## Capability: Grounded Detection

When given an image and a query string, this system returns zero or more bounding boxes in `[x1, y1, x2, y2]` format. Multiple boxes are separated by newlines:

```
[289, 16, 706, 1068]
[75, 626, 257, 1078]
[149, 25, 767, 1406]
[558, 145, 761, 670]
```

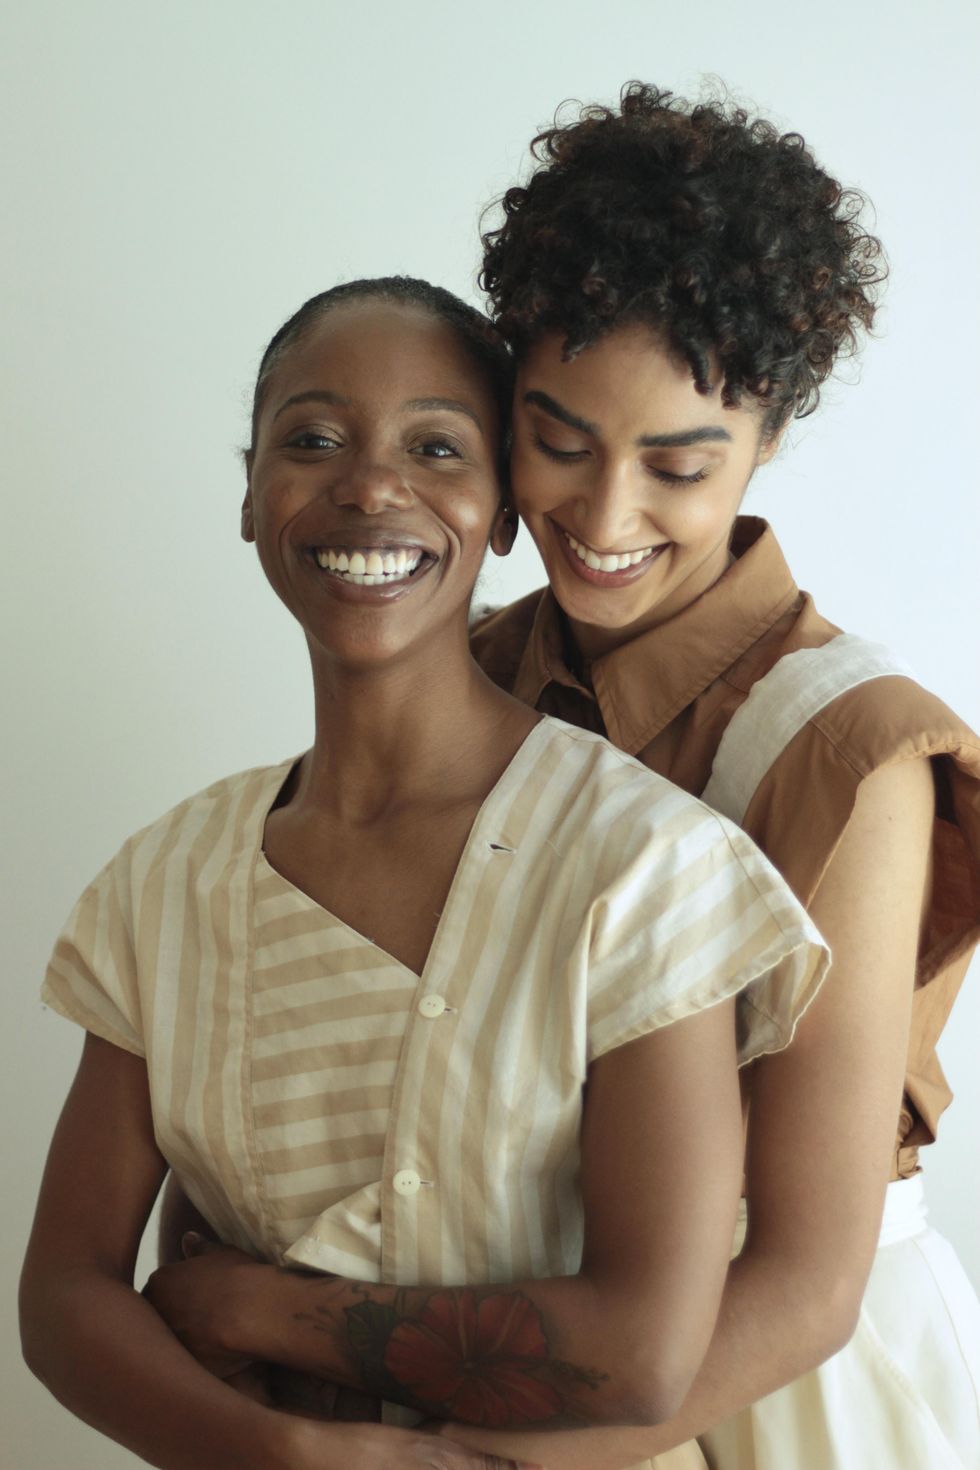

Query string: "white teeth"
[314, 546, 425, 585]
[562, 529, 656, 571]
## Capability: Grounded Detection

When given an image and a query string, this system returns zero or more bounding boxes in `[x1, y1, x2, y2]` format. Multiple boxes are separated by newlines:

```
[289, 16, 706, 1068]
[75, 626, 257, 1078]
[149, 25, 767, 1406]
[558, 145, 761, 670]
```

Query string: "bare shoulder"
[845, 755, 935, 837]
[808, 756, 934, 946]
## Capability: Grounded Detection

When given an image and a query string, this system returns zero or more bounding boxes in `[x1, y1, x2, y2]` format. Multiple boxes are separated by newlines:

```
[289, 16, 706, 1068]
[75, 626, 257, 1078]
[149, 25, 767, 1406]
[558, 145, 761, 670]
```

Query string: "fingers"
[433, 1447, 544, 1470]
[179, 1231, 256, 1263]
[484, 1460, 543, 1470]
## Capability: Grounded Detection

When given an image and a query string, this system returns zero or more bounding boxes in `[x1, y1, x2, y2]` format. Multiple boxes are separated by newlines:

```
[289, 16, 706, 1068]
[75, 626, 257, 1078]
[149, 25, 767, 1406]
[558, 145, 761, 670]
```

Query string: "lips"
[550, 519, 668, 587]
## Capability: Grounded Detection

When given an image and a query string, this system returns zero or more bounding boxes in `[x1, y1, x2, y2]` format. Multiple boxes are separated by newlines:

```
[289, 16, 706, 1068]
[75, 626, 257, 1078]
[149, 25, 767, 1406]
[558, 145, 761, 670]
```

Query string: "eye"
[533, 433, 587, 462]
[413, 435, 463, 460]
[650, 466, 711, 487]
[287, 430, 342, 452]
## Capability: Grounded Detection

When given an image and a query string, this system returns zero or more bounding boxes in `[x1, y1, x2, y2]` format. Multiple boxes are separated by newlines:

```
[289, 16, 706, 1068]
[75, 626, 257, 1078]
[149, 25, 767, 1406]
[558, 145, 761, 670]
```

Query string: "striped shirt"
[42, 716, 827, 1286]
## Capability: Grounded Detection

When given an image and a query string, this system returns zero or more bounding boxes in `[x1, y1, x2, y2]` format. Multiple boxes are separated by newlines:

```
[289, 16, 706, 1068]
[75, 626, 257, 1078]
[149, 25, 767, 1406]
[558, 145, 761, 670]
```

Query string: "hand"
[287, 1417, 545, 1470]
[143, 1232, 272, 1377]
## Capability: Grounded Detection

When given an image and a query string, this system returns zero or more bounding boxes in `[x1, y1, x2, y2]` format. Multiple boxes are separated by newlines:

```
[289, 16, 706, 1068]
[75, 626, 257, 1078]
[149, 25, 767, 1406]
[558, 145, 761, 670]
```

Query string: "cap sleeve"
[586, 808, 829, 1067]
[41, 843, 144, 1057]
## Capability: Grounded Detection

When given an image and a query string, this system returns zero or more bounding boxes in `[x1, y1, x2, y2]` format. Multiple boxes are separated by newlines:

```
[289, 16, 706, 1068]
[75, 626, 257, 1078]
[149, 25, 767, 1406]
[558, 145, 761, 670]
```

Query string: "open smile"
[314, 544, 433, 586]
[550, 520, 668, 587]
[305, 538, 438, 599]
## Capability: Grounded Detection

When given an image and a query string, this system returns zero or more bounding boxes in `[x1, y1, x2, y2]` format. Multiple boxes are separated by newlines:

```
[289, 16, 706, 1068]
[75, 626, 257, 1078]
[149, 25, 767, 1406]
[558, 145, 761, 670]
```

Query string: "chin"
[552, 576, 652, 632]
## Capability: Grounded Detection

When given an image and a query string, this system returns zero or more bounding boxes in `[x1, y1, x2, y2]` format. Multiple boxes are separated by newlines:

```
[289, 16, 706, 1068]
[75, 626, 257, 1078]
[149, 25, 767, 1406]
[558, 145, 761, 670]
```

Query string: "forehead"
[270, 300, 491, 405]
[518, 324, 754, 433]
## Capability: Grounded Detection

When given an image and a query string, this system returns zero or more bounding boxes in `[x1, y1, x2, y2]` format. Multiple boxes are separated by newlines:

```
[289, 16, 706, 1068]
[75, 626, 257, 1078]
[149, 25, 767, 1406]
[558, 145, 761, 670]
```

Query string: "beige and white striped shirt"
[43, 716, 827, 1288]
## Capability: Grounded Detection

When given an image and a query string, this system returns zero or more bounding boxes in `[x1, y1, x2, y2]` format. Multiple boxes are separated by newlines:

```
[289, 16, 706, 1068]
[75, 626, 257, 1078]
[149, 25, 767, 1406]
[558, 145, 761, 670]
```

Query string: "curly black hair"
[250, 276, 513, 457]
[480, 83, 886, 430]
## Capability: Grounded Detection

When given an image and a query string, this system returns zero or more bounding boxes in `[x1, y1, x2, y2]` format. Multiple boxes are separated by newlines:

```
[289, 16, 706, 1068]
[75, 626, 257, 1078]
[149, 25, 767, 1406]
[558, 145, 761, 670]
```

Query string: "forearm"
[201, 1265, 682, 1429]
[451, 760, 934, 1466]
[435, 1245, 853, 1467]
[20, 1265, 300, 1470]
[153, 1011, 744, 1432]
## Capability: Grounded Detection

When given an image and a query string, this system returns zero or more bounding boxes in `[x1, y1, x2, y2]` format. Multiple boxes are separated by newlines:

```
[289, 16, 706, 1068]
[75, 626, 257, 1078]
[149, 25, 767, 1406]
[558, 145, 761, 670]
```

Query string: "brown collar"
[512, 518, 799, 755]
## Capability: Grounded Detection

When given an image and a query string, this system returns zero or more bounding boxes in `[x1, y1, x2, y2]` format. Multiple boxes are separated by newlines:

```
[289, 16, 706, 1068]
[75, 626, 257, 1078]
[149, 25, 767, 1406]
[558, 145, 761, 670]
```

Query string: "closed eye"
[534, 433, 587, 462]
[651, 466, 710, 486]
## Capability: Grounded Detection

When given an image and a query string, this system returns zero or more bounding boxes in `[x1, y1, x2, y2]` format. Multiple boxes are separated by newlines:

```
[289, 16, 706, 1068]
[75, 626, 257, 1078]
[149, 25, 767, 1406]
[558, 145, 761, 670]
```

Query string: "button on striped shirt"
[42, 717, 828, 1286]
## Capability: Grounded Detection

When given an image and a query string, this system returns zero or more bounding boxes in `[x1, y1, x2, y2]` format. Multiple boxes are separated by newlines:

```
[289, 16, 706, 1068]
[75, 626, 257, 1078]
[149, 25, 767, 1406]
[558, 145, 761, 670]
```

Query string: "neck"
[291, 623, 518, 823]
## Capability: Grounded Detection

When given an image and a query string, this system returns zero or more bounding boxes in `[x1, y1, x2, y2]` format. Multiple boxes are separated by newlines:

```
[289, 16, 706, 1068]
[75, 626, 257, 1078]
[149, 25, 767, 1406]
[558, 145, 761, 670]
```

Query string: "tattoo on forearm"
[294, 1284, 607, 1427]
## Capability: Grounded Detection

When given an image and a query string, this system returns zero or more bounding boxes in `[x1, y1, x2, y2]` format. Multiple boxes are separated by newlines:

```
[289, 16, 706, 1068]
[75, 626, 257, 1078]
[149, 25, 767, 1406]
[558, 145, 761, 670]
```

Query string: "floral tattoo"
[297, 1284, 607, 1427]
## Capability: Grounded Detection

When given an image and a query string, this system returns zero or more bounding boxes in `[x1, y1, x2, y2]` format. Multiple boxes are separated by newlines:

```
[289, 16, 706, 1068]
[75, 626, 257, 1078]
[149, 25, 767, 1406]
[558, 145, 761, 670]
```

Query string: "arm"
[20, 1033, 296, 1469]
[429, 756, 937, 1466]
[146, 994, 744, 1430]
[20, 1034, 534, 1470]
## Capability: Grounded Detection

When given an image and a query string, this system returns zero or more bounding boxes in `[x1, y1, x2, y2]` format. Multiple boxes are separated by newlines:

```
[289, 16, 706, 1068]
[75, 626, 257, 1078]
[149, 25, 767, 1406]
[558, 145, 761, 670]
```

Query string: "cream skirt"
[679, 1176, 980, 1470]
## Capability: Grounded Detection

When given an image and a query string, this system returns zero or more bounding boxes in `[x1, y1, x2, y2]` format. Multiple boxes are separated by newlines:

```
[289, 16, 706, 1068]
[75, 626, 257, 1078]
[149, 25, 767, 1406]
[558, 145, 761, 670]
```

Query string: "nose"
[570, 461, 652, 551]
[327, 455, 414, 515]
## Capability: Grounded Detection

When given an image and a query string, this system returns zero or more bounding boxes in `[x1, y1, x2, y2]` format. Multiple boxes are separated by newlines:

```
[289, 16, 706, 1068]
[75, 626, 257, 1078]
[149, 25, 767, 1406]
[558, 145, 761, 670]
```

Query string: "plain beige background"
[2, 1, 978, 1465]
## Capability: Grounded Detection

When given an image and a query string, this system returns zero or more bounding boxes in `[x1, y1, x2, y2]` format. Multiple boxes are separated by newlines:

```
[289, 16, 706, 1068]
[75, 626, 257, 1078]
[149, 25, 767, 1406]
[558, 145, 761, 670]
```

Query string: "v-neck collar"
[250, 718, 551, 982]
[511, 518, 800, 755]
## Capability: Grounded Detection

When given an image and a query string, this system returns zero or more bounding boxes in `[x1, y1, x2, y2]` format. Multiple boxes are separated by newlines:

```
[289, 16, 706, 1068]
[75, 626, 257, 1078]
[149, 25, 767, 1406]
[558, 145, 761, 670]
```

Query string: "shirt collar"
[512, 518, 800, 755]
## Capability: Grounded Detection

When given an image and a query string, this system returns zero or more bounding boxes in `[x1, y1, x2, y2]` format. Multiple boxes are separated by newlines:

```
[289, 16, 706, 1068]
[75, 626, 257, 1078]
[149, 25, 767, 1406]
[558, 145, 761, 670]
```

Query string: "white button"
[418, 993, 447, 1019]
[393, 1169, 421, 1196]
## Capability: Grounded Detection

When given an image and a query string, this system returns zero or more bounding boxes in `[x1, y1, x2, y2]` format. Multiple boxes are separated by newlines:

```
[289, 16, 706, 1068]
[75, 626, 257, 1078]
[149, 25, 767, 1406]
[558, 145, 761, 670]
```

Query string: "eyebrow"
[637, 426, 732, 447]
[403, 396, 482, 430]
[524, 390, 598, 436]
[272, 390, 482, 430]
[273, 389, 350, 421]
[524, 389, 732, 447]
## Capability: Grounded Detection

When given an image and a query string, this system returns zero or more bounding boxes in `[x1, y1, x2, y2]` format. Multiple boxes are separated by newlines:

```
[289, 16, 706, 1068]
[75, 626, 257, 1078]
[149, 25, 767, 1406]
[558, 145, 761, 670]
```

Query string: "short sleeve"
[41, 844, 144, 1057]
[586, 809, 830, 1067]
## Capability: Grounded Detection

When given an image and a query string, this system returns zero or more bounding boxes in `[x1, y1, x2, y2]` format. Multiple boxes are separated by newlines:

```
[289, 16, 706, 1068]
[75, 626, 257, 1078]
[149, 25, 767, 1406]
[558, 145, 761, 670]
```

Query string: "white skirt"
[694, 1176, 980, 1470]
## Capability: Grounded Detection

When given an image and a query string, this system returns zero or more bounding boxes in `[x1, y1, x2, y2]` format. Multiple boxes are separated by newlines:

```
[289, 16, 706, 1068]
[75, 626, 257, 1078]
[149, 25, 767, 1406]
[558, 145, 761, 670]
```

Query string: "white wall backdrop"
[2, 2, 977, 1465]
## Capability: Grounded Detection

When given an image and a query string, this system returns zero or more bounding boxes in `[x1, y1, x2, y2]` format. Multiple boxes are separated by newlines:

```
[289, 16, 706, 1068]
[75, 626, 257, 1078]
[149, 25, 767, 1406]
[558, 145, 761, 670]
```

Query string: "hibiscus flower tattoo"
[344, 1286, 606, 1427]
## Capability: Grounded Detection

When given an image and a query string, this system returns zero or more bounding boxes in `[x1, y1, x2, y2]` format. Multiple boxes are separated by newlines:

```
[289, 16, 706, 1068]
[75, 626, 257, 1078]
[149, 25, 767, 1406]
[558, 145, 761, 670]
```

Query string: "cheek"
[443, 482, 501, 553]
[505, 467, 558, 532]
[509, 441, 555, 519]
[666, 477, 746, 546]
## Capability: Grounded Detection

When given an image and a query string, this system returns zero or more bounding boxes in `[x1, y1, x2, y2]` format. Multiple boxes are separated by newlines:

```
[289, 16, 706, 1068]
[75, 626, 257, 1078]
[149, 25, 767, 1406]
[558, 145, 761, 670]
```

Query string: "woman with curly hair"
[439, 84, 980, 1469]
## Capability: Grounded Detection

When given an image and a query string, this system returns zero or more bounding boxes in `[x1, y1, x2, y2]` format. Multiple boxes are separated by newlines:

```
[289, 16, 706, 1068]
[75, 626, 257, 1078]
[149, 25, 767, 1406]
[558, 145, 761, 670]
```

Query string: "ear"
[241, 451, 255, 542]
[489, 503, 519, 558]
[755, 418, 788, 467]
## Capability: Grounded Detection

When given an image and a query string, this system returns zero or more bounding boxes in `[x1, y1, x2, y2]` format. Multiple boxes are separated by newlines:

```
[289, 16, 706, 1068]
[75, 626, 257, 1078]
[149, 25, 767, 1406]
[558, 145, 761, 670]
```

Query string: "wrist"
[218, 1261, 287, 1362]
[243, 1405, 313, 1470]
[255, 1264, 315, 1368]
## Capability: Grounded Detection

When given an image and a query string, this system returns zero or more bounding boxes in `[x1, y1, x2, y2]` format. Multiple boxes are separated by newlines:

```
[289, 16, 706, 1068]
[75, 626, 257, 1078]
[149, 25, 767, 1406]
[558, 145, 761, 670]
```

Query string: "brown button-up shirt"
[472, 517, 980, 1178]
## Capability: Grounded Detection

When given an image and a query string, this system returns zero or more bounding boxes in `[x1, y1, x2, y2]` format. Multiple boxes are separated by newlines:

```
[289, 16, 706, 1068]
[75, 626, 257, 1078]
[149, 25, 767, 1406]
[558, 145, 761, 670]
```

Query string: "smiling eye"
[288, 430, 341, 452]
[414, 436, 461, 460]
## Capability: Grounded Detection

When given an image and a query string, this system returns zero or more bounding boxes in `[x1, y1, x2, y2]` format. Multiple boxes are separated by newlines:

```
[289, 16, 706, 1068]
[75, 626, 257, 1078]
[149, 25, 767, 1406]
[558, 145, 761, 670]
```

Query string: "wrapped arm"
[423, 757, 938, 1464]
[147, 993, 744, 1430]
